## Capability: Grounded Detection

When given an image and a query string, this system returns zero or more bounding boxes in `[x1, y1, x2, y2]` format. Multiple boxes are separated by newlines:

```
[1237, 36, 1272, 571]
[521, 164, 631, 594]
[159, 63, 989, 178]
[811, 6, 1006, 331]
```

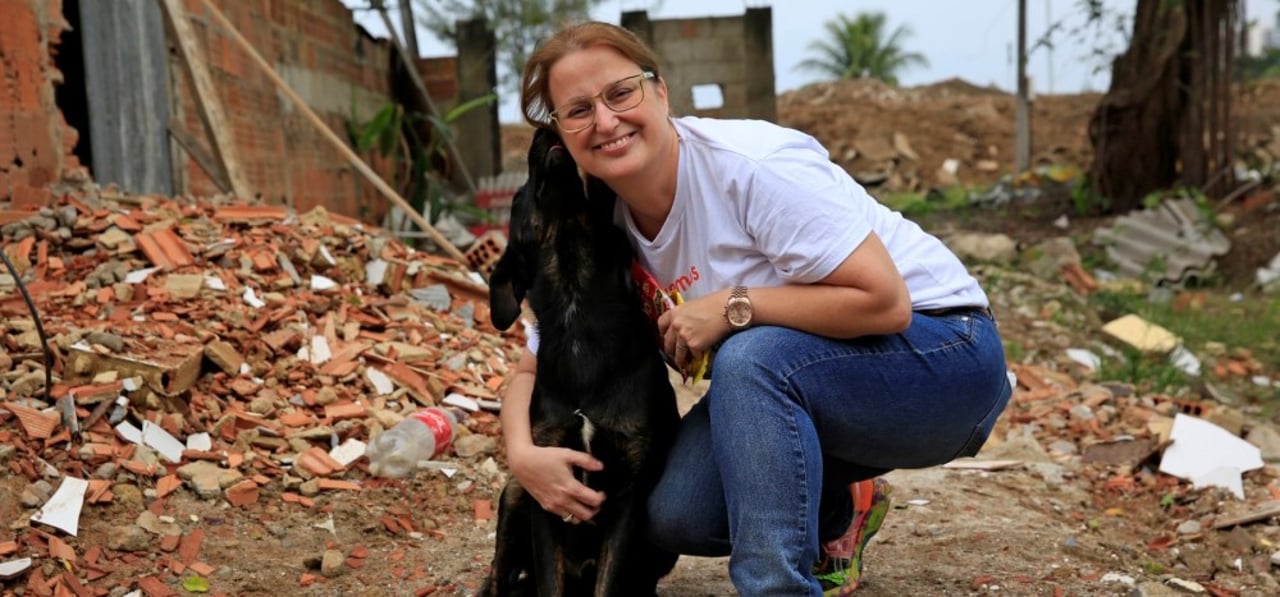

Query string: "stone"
[177, 461, 244, 499]
[20, 480, 54, 508]
[320, 549, 345, 577]
[106, 525, 153, 552]
[1247, 425, 1280, 462]
[112, 483, 144, 509]
[453, 434, 497, 459]
[135, 511, 181, 536]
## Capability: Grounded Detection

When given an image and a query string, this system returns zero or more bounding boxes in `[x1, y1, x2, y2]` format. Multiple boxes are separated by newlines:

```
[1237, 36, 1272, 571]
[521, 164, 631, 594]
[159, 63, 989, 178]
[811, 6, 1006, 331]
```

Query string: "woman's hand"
[657, 290, 732, 371]
[507, 443, 605, 524]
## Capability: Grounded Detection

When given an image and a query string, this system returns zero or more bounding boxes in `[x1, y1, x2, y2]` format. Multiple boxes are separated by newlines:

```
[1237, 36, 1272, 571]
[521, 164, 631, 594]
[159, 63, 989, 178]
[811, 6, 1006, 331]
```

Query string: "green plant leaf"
[444, 94, 498, 122]
[357, 103, 400, 153]
[181, 576, 210, 593]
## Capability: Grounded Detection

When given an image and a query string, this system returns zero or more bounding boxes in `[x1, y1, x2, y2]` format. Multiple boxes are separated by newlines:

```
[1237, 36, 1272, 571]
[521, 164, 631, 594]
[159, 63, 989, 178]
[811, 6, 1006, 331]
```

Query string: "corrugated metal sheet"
[1093, 197, 1231, 284]
[81, 0, 174, 196]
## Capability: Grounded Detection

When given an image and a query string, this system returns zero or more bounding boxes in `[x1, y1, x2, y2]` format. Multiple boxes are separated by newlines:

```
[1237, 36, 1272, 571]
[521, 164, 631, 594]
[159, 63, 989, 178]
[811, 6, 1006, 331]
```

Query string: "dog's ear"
[489, 185, 534, 331]
[488, 247, 530, 331]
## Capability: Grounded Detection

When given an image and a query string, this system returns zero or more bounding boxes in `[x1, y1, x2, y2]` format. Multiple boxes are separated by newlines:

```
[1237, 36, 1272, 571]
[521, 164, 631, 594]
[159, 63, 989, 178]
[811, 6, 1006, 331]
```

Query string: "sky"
[345, 0, 1278, 123]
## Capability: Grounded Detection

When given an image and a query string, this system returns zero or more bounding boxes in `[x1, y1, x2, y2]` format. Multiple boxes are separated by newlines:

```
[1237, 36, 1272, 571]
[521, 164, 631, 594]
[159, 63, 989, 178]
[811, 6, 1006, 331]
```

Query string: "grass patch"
[1088, 288, 1280, 396]
[878, 186, 975, 217]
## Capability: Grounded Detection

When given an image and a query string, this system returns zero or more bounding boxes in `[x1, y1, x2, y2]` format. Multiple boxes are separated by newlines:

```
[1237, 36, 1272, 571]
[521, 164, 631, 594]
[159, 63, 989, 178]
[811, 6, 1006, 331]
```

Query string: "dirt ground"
[4, 79, 1280, 596]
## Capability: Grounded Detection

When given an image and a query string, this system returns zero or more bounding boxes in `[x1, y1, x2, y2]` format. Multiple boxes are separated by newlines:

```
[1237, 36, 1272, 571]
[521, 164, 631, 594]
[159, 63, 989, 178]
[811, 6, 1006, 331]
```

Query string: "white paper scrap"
[366, 368, 394, 395]
[243, 287, 266, 308]
[1158, 413, 1263, 499]
[366, 259, 388, 286]
[442, 393, 481, 412]
[1065, 348, 1102, 371]
[329, 438, 367, 467]
[115, 421, 143, 444]
[311, 275, 338, 291]
[319, 245, 336, 266]
[142, 421, 186, 464]
[124, 267, 160, 285]
[0, 557, 33, 579]
[301, 335, 332, 365]
[1169, 345, 1202, 377]
[186, 432, 212, 452]
[204, 276, 227, 291]
[31, 477, 89, 536]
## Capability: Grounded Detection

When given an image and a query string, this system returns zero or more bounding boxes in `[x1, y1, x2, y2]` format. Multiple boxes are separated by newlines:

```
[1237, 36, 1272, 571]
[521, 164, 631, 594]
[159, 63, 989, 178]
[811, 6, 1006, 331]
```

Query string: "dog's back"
[485, 129, 679, 595]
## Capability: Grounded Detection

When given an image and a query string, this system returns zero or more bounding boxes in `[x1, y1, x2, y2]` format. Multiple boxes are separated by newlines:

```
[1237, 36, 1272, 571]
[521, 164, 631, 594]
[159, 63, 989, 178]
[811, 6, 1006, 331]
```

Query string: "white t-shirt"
[526, 116, 987, 354]
[619, 116, 988, 309]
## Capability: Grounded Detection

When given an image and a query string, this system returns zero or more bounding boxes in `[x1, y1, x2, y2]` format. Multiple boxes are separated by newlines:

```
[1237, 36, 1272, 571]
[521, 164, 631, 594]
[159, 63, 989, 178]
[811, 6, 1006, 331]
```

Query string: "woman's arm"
[659, 232, 911, 365]
[499, 347, 606, 523]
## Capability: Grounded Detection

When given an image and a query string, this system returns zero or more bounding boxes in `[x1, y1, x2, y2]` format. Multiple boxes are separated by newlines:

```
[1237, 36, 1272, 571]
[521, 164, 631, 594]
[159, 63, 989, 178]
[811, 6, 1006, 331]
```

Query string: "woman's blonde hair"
[520, 21, 662, 129]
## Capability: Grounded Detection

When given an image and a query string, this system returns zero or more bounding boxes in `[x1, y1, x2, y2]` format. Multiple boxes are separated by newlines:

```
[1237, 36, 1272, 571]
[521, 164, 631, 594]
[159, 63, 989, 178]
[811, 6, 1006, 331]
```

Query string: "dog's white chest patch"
[574, 409, 595, 453]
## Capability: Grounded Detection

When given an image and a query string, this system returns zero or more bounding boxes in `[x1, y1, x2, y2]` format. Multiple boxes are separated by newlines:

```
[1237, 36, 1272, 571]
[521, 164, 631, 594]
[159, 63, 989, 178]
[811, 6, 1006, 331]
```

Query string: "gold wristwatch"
[724, 286, 753, 330]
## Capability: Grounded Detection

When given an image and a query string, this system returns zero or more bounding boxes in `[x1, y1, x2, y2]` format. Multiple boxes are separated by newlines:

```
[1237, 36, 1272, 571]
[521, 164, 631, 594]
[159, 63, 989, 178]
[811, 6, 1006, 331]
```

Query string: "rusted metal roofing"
[1093, 197, 1231, 284]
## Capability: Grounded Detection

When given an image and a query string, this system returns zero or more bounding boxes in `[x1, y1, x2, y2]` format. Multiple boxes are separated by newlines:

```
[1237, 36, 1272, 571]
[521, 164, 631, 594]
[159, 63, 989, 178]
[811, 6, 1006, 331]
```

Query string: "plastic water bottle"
[366, 407, 458, 478]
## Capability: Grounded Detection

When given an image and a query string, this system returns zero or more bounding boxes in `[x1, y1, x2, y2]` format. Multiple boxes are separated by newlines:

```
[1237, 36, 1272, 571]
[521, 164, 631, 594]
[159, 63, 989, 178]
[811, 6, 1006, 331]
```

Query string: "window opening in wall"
[690, 83, 724, 111]
[53, 0, 93, 171]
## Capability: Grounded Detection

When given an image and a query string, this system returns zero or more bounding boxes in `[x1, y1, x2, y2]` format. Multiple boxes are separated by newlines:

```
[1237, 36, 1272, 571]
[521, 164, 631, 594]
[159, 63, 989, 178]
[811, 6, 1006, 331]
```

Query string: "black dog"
[482, 128, 680, 596]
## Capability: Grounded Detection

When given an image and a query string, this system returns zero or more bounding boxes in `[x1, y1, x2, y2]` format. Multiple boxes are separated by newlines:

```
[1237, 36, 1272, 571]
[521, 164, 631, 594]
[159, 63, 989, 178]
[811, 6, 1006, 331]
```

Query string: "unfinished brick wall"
[0, 0, 81, 210]
[171, 0, 397, 223]
[2, 0, 477, 224]
[622, 8, 776, 122]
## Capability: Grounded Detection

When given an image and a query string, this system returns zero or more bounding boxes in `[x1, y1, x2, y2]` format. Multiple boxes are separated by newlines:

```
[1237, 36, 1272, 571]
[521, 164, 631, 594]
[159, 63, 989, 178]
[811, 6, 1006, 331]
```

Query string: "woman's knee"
[713, 326, 796, 375]
[647, 492, 725, 556]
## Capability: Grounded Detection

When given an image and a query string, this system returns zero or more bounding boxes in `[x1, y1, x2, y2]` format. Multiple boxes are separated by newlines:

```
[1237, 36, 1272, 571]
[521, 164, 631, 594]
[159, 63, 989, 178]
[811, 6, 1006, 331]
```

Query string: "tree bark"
[1088, 0, 1238, 212]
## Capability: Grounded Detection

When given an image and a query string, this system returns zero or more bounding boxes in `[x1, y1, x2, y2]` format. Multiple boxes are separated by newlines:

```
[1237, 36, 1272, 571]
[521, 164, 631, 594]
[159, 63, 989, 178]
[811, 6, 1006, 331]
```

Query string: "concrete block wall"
[0, 0, 81, 210]
[622, 8, 776, 122]
[171, 0, 396, 223]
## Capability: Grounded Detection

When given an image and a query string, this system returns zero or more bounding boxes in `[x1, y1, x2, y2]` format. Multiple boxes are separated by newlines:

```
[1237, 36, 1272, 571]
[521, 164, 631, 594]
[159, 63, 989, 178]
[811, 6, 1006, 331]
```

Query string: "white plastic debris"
[242, 287, 266, 308]
[1168, 345, 1202, 377]
[186, 432, 213, 452]
[124, 267, 160, 284]
[299, 335, 331, 365]
[1158, 413, 1263, 499]
[0, 557, 32, 579]
[31, 477, 89, 536]
[310, 275, 338, 291]
[442, 393, 481, 413]
[1101, 572, 1136, 587]
[115, 421, 143, 444]
[142, 421, 186, 464]
[318, 245, 337, 266]
[365, 259, 388, 286]
[204, 276, 227, 291]
[365, 367, 394, 395]
[1066, 348, 1102, 371]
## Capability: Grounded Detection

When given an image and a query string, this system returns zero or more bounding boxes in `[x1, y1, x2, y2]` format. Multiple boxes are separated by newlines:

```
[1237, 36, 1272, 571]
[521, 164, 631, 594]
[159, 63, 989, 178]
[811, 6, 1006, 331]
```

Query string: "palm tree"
[795, 12, 929, 85]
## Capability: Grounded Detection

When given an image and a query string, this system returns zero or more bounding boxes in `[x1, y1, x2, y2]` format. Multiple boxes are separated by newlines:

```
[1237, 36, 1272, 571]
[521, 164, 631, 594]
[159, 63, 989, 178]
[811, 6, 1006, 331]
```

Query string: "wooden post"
[158, 0, 253, 200]
[375, 4, 479, 196]
[1015, 0, 1032, 173]
[194, 0, 473, 268]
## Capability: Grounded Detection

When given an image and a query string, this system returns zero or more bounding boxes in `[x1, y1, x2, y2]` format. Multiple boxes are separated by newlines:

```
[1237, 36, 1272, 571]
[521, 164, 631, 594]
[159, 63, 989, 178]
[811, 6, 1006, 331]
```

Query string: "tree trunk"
[1088, 0, 1238, 212]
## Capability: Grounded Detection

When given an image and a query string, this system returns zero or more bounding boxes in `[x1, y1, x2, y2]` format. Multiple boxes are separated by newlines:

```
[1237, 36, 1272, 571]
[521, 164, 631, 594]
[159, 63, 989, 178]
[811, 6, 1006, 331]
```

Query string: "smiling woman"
[501, 19, 1013, 596]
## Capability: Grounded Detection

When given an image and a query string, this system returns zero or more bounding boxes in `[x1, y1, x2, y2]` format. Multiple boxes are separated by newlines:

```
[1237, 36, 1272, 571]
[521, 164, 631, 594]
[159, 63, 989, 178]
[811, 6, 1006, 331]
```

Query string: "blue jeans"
[648, 310, 1011, 596]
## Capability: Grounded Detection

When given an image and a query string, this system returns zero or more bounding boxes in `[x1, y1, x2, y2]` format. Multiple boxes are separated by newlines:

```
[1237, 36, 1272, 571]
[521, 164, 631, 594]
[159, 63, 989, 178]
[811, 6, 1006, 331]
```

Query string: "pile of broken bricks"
[0, 186, 523, 588]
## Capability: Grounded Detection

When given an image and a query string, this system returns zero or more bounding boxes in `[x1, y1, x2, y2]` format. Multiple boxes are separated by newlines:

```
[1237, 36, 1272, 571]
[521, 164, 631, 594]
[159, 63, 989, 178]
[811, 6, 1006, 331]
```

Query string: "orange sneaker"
[814, 477, 892, 595]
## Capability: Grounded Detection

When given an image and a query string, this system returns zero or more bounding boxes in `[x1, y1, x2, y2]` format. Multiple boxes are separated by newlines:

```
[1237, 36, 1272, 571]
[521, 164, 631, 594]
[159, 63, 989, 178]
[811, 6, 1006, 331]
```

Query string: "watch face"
[727, 300, 752, 327]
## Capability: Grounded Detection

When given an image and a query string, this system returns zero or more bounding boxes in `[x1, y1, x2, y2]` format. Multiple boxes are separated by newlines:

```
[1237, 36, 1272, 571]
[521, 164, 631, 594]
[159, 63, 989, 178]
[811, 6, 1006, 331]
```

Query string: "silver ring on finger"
[562, 513, 575, 523]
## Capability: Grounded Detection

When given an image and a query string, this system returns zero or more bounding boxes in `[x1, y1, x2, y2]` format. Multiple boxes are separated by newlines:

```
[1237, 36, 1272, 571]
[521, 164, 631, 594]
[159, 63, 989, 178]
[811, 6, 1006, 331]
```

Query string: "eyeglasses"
[550, 71, 655, 133]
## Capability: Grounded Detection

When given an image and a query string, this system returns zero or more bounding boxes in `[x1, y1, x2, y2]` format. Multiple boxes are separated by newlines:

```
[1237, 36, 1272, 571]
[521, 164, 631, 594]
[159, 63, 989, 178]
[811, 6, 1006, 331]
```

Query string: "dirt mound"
[502, 77, 1280, 194]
